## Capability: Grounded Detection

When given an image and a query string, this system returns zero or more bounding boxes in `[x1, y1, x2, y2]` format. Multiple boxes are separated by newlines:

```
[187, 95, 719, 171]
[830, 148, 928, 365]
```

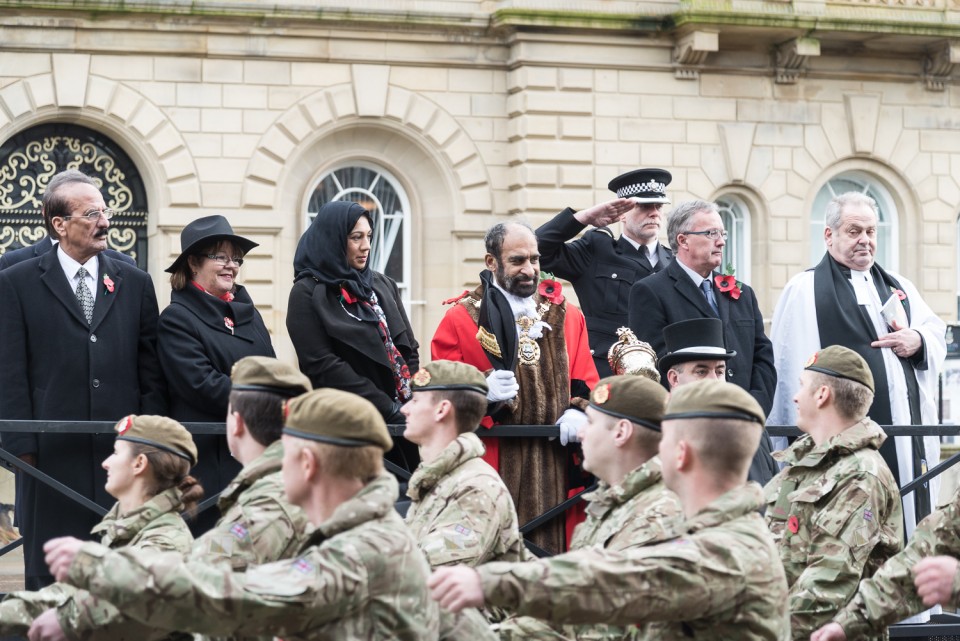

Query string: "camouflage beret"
[114, 415, 198, 467]
[410, 360, 488, 395]
[282, 388, 392, 451]
[804, 345, 875, 393]
[231, 356, 312, 397]
[590, 375, 668, 432]
[664, 379, 765, 425]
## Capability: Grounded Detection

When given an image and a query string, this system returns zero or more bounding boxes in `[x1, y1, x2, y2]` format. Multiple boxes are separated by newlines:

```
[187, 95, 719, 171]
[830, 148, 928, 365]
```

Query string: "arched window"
[306, 163, 411, 306]
[0, 123, 149, 267]
[810, 172, 898, 271]
[716, 195, 751, 283]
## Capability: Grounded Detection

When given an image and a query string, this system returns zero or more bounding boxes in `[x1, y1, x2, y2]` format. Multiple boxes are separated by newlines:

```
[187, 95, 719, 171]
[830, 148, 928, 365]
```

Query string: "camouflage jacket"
[834, 484, 960, 638]
[0, 488, 192, 637]
[570, 456, 683, 551]
[63, 473, 440, 641]
[59, 441, 313, 641]
[406, 432, 525, 567]
[764, 418, 903, 640]
[193, 440, 311, 569]
[480, 483, 790, 641]
[496, 457, 684, 640]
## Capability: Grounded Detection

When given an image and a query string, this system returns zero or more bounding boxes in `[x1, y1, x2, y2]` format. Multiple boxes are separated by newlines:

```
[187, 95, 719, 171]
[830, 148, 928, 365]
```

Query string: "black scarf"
[813, 252, 929, 517]
[477, 269, 517, 372]
[293, 201, 375, 301]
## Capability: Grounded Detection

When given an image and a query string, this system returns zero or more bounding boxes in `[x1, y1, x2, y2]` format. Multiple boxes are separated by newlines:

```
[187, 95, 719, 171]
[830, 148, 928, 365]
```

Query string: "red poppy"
[895, 289, 907, 301]
[102, 274, 115, 294]
[787, 515, 799, 534]
[224, 317, 235, 335]
[538, 278, 564, 304]
[340, 285, 357, 305]
[714, 274, 742, 301]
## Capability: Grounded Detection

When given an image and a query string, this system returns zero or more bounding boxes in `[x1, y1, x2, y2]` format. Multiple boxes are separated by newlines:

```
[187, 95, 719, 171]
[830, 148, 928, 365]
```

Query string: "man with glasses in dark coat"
[0, 169, 166, 589]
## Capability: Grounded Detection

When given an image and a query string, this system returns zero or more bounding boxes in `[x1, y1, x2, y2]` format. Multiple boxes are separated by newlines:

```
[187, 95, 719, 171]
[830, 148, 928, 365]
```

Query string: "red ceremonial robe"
[431, 286, 598, 552]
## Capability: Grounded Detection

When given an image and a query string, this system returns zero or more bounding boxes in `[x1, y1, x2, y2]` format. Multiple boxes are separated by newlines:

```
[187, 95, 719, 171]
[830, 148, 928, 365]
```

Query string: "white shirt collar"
[57, 246, 99, 290]
[676, 256, 711, 288]
[621, 236, 660, 266]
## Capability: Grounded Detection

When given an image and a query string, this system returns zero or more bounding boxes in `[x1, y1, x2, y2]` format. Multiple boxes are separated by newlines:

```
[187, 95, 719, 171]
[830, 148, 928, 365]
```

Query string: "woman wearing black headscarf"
[287, 201, 419, 427]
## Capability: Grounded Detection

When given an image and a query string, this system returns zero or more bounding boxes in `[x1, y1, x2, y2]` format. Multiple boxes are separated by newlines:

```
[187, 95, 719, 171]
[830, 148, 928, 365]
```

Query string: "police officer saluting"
[536, 168, 673, 377]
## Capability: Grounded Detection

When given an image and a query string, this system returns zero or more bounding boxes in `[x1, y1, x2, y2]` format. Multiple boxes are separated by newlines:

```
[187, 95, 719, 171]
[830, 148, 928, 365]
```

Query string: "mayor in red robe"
[431, 222, 598, 554]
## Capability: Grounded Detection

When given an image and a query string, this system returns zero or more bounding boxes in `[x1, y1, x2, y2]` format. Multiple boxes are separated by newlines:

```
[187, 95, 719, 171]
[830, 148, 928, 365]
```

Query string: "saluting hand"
[43, 536, 85, 582]
[573, 199, 635, 228]
[913, 556, 959, 607]
[810, 623, 847, 641]
[428, 566, 485, 613]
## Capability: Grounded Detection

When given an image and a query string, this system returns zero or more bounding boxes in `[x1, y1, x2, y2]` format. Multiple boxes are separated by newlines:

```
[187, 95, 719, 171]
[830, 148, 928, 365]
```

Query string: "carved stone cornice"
[775, 37, 820, 84]
[673, 30, 718, 80]
[923, 41, 960, 90]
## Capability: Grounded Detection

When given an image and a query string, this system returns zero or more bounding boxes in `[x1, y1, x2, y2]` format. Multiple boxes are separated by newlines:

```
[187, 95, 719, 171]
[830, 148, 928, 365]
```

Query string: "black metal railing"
[1, 420, 959, 637]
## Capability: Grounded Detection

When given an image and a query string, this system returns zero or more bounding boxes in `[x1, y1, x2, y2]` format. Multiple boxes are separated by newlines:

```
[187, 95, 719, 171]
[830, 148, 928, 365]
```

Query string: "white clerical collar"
[491, 277, 538, 319]
[676, 257, 710, 288]
[57, 245, 99, 288]
[849, 268, 871, 281]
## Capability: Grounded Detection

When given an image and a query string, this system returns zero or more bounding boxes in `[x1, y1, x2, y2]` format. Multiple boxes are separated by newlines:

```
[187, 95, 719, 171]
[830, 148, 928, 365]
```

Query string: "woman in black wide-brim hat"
[286, 201, 420, 467]
[158, 214, 275, 533]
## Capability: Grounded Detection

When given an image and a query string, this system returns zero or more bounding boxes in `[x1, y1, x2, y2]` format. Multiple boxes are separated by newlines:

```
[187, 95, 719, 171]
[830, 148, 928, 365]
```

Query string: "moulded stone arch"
[240, 78, 493, 215]
[803, 158, 922, 277]
[0, 53, 201, 226]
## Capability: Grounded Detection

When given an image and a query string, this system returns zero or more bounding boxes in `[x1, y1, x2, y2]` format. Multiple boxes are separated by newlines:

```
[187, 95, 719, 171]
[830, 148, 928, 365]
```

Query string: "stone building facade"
[0, 0, 958, 364]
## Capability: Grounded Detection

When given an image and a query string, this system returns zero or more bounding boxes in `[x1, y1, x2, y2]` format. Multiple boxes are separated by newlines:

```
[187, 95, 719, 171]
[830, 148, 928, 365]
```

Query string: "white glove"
[486, 370, 519, 402]
[557, 408, 587, 446]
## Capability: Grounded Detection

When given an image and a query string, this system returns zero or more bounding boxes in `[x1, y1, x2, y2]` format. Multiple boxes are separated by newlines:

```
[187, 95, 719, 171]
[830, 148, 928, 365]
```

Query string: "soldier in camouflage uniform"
[42, 388, 482, 640]
[496, 374, 682, 641]
[812, 485, 960, 641]
[430, 380, 790, 641]
[0, 415, 199, 637]
[26, 356, 315, 641]
[402, 360, 526, 568]
[764, 345, 903, 640]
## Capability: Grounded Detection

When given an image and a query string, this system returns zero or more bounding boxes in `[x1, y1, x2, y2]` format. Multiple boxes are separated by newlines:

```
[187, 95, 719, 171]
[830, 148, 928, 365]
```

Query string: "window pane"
[810, 173, 896, 270]
[716, 197, 750, 282]
[306, 163, 410, 298]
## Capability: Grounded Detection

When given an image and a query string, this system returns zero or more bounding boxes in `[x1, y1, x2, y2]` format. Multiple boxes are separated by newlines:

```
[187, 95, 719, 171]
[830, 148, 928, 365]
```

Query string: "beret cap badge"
[413, 369, 432, 386]
[593, 384, 610, 405]
[805, 352, 818, 367]
[115, 415, 134, 436]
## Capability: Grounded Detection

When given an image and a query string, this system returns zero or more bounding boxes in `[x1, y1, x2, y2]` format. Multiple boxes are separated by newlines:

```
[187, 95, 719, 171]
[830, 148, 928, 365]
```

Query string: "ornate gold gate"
[0, 124, 148, 267]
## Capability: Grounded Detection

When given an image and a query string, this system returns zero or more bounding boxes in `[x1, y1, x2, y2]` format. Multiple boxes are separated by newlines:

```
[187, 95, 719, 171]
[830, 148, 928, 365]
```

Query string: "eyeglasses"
[65, 208, 116, 222]
[203, 254, 244, 266]
[683, 229, 728, 241]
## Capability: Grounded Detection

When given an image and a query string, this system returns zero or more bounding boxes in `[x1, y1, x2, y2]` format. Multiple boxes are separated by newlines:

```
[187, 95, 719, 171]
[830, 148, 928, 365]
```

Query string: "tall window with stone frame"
[716, 195, 751, 283]
[810, 172, 898, 271]
[306, 163, 412, 310]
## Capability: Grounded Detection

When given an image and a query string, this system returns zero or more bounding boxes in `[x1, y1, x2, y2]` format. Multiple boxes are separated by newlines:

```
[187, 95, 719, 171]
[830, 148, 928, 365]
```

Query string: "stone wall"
[0, 2, 958, 361]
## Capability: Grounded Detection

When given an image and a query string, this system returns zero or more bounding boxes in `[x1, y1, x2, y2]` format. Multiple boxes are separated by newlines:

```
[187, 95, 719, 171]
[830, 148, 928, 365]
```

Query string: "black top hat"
[165, 215, 259, 273]
[660, 318, 736, 372]
[607, 168, 672, 204]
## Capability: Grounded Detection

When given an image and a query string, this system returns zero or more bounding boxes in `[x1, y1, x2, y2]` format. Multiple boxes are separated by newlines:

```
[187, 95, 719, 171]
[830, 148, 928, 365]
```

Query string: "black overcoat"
[627, 257, 779, 485]
[286, 271, 419, 420]
[537, 208, 673, 377]
[157, 283, 276, 519]
[0, 249, 166, 581]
